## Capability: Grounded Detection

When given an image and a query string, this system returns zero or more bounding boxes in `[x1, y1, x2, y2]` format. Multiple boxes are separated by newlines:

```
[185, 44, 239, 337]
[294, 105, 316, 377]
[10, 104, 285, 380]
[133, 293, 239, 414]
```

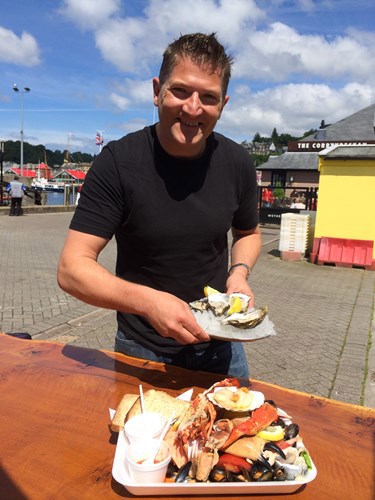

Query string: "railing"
[257, 186, 318, 211]
[257, 186, 318, 224]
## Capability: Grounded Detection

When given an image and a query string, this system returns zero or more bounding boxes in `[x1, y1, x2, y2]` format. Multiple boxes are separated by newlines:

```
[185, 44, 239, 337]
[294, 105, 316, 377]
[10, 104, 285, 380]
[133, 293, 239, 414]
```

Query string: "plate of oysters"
[189, 287, 276, 342]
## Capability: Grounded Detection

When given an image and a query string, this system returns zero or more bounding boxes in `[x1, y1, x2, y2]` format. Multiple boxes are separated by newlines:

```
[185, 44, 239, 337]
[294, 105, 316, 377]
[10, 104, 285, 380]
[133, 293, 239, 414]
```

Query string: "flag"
[95, 131, 103, 145]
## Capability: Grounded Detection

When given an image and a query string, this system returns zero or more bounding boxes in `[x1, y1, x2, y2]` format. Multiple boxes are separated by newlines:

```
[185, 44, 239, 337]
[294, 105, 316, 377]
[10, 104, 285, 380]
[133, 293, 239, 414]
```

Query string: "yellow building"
[311, 145, 375, 269]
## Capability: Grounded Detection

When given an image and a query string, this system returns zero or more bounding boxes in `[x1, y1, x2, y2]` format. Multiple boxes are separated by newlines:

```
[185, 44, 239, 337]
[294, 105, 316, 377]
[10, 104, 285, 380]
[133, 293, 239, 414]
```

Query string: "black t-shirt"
[70, 125, 258, 352]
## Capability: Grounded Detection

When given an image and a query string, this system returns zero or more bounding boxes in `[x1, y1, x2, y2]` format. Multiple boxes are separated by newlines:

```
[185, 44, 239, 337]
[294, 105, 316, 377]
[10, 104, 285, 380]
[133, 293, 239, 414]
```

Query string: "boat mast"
[64, 132, 71, 167]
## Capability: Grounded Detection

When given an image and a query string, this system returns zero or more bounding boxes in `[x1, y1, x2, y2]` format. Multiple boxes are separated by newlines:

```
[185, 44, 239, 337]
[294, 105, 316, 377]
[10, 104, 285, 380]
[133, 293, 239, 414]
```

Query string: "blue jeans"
[115, 330, 250, 380]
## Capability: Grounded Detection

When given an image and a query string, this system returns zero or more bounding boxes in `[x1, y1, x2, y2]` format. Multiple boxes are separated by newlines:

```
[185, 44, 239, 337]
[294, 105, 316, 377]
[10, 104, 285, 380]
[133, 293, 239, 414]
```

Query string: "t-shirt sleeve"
[231, 150, 259, 231]
[69, 145, 127, 239]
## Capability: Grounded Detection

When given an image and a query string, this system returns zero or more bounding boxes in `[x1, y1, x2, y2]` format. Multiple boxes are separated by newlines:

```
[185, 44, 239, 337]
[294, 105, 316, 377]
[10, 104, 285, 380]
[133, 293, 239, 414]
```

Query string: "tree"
[2, 140, 96, 166]
[253, 132, 262, 143]
[300, 129, 317, 139]
[271, 127, 279, 143]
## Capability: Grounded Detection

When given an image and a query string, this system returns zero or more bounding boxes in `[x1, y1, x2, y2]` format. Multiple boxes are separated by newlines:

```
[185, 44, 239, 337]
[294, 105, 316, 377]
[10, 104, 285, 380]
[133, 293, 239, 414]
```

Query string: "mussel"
[263, 441, 287, 460]
[284, 423, 299, 440]
[209, 465, 249, 483]
[175, 461, 192, 483]
[273, 466, 288, 481]
[250, 463, 274, 482]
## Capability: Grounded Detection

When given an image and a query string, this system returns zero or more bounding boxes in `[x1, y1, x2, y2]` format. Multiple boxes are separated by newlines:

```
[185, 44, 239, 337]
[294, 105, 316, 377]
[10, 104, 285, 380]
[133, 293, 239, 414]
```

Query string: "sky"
[1, 0, 375, 156]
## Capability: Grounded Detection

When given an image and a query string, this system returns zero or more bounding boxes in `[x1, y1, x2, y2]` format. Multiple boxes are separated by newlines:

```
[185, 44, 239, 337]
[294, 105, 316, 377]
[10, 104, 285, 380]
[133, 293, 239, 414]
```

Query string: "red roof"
[6, 168, 37, 178]
[64, 170, 86, 180]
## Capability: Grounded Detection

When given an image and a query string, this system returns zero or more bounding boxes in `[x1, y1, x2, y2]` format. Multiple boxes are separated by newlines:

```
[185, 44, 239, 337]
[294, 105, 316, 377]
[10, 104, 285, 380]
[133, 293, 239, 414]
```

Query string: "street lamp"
[0, 141, 4, 206]
[13, 84, 30, 177]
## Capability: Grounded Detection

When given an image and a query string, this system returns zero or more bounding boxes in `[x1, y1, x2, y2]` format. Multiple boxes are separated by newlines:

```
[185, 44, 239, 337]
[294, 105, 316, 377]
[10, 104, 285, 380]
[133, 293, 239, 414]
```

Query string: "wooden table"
[0, 333, 374, 499]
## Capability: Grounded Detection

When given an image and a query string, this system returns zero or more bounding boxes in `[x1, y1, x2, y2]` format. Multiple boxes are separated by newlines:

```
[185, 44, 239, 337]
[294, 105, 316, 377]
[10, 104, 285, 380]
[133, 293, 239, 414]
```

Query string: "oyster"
[207, 293, 230, 316]
[221, 306, 268, 329]
[227, 293, 251, 314]
[189, 298, 209, 312]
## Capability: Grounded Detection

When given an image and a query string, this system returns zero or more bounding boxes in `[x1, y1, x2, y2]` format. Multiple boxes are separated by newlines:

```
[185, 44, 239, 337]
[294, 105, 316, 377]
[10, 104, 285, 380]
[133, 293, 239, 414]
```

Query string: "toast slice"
[110, 393, 139, 432]
[126, 389, 190, 423]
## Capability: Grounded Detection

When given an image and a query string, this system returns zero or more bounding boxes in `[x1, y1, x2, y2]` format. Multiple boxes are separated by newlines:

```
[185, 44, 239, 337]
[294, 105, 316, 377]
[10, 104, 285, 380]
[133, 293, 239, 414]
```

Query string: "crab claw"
[221, 402, 278, 449]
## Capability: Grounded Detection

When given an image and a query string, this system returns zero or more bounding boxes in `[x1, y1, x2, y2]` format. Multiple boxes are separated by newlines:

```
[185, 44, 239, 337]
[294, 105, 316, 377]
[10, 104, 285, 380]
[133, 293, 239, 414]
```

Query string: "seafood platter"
[189, 287, 277, 342]
[112, 378, 317, 495]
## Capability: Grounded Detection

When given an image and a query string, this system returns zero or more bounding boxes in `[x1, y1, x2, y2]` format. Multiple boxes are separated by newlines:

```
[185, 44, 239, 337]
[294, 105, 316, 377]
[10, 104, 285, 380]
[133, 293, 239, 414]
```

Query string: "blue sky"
[1, 0, 374, 156]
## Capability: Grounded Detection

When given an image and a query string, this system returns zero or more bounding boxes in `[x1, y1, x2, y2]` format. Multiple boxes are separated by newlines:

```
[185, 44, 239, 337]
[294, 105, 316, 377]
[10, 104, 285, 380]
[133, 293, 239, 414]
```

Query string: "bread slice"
[125, 389, 190, 423]
[110, 393, 139, 432]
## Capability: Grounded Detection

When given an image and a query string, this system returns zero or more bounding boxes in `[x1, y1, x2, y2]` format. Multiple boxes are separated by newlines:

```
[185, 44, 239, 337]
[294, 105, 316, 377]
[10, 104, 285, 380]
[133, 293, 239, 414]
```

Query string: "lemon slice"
[228, 296, 243, 315]
[257, 425, 285, 441]
[204, 286, 221, 297]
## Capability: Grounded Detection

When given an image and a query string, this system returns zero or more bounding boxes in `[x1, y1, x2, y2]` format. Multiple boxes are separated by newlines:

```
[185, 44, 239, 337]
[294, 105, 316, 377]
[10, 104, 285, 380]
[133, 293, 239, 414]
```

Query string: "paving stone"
[1, 215, 374, 408]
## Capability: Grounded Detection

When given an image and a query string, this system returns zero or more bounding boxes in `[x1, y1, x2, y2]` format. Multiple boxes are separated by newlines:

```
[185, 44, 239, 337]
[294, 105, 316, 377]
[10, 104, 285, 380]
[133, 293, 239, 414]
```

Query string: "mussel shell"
[273, 466, 288, 481]
[284, 423, 299, 440]
[264, 399, 277, 409]
[209, 465, 245, 482]
[263, 442, 287, 460]
[250, 464, 274, 482]
[209, 465, 228, 482]
[166, 462, 178, 478]
[257, 454, 274, 472]
[175, 461, 192, 483]
[273, 417, 286, 428]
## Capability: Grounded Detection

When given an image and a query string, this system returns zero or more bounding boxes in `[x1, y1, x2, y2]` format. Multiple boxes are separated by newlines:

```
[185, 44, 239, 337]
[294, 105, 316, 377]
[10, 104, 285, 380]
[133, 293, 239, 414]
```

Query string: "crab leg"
[221, 402, 278, 449]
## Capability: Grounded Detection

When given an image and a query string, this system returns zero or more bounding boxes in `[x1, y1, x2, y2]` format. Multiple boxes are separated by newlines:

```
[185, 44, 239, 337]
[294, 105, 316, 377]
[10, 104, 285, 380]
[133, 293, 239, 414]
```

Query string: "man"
[7, 175, 26, 216]
[57, 33, 261, 378]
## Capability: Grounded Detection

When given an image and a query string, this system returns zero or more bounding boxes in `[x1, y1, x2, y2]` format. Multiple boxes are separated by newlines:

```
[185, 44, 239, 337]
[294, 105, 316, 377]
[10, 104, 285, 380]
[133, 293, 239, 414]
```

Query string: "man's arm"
[225, 225, 262, 306]
[57, 229, 209, 345]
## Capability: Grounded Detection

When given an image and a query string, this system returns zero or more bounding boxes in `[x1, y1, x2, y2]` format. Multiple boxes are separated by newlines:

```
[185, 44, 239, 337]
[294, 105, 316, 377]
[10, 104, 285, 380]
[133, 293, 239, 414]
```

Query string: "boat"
[31, 178, 65, 192]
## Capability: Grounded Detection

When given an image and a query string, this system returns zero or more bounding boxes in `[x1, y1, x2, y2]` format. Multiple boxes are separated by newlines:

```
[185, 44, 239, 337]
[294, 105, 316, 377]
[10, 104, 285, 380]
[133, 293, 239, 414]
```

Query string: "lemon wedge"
[257, 425, 285, 441]
[228, 296, 243, 315]
[204, 286, 221, 297]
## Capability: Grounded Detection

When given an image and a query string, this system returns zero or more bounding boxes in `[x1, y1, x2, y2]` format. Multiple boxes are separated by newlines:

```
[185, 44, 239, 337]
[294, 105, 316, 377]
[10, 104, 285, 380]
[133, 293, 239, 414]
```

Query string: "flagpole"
[96, 130, 104, 153]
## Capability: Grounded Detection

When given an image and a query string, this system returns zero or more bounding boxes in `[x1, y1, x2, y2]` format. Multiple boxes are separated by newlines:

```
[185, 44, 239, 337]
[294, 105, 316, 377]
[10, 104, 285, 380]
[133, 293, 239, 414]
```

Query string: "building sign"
[288, 140, 375, 152]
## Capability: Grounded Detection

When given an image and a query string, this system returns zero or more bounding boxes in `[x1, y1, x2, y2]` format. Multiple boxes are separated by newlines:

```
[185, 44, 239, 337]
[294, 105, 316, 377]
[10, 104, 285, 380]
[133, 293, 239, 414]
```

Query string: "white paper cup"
[124, 412, 167, 443]
[125, 439, 171, 483]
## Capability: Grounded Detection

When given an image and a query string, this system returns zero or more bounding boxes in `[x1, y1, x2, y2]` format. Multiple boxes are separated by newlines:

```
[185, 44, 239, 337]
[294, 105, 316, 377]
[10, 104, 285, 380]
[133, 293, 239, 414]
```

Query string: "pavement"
[0, 211, 374, 408]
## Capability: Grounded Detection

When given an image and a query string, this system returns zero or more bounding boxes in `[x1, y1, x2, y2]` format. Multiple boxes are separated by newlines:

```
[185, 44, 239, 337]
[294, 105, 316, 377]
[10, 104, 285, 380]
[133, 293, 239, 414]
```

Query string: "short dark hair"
[14, 175, 19, 180]
[158, 33, 233, 97]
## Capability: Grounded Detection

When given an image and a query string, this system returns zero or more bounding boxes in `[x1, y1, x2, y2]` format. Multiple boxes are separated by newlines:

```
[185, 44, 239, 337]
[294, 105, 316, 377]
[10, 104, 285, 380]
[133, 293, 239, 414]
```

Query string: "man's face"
[153, 57, 229, 158]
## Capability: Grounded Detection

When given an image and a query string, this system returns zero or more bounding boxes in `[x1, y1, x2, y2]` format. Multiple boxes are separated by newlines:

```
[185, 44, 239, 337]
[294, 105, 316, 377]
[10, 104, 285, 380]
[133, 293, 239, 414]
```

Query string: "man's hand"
[143, 291, 210, 345]
[226, 273, 255, 308]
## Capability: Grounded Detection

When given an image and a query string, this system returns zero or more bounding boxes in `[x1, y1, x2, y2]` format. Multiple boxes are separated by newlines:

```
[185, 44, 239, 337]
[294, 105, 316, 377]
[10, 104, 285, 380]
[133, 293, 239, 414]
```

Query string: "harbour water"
[46, 192, 75, 206]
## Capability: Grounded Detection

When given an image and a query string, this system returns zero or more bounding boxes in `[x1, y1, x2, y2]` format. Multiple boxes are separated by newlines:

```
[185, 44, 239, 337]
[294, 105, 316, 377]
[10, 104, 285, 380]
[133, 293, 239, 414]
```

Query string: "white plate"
[191, 308, 277, 342]
[112, 429, 317, 496]
[111, 390, 317, 496]
[206, 387, 265, 412]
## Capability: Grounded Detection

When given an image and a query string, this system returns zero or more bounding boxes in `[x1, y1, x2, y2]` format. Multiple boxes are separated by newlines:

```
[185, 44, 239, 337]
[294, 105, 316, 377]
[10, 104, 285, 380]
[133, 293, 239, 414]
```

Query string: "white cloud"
[109, 92, 131, 111]
[219, 82, 375, 140]
[58, 0, 121, 29]
[61, 0, 264, 74]
[234, 22, 375, 82]
[0, 27, 41, 66]
[3, 0, 375, 153]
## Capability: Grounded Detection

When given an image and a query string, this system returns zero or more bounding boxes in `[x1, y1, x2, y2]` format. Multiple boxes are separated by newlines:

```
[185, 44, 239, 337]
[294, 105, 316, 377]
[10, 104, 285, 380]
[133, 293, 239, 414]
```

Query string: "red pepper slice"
[217, 453, 251, 474]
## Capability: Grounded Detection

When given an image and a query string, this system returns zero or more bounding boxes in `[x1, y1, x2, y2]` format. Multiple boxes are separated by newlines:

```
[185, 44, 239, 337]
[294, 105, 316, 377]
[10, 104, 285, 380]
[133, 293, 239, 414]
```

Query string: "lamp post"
[0, 141, 4, 206]
[13, 84, 30, 177]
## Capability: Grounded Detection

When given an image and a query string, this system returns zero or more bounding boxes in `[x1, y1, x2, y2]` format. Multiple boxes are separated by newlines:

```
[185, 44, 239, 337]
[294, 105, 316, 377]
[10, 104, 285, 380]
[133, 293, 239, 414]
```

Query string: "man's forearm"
[230, 226, 262, 271]
[58, 255, 160, 317]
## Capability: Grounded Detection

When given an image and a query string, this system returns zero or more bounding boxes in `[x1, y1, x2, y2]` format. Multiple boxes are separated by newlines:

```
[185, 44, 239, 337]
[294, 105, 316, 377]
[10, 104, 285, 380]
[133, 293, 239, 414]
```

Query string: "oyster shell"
[189, 298, 209, 312]
[221, 306, 268, 329]
[207, 293, 230, 316]
[190, 292, 251, 316]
